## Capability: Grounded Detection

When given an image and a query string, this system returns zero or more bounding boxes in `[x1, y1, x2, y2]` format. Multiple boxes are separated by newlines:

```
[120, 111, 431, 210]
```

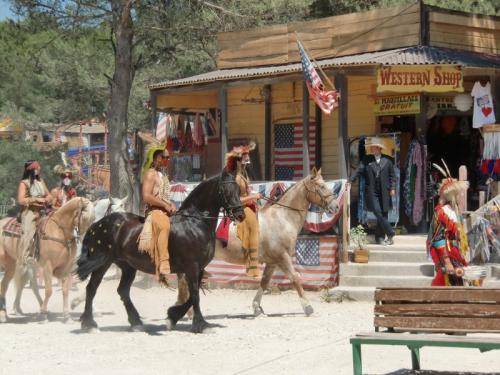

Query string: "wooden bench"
[350, 287, 500, 375]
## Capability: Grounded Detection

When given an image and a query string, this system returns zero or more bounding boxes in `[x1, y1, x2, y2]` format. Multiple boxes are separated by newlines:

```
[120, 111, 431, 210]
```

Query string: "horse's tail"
[76, 227, 113, 281]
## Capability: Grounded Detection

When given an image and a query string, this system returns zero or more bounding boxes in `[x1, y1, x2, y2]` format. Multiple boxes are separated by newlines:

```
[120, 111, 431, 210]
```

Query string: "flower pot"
[354, 248, 369, 263]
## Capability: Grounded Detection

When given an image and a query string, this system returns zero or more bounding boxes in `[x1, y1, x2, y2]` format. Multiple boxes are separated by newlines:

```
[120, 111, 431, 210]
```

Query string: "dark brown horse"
[76, 171, 244, 333]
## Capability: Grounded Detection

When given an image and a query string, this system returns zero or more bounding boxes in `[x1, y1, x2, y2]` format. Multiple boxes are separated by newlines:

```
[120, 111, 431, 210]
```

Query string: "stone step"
[339, 275, 434, 288]
[363, 243, 426, 252]
[340, 262, 434, 277]
[362, 249, 429, 263]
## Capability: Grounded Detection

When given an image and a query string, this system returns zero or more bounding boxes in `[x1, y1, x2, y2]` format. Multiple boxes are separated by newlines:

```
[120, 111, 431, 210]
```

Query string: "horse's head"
[219, 170, 245, 223]
[303, 167, 339, 215]
[109, 195, 128, 213]
[74, 198, 95, 237]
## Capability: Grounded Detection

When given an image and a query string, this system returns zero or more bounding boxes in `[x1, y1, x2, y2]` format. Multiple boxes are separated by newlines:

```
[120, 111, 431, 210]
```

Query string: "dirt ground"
[1, 276, 500, 375]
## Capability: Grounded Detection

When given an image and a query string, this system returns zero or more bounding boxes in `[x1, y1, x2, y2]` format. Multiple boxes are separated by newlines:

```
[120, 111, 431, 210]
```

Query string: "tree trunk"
[107, 0, 135, 201]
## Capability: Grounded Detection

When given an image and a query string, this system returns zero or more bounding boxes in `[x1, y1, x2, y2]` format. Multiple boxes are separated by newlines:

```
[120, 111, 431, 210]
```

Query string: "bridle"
[43, 198, 87, 250]
[303, 179, 336, 212]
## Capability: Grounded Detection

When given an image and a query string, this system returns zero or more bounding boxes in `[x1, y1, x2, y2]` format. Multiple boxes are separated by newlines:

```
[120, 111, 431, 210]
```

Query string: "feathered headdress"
[224, 141, 256, 172]
[432, 159, 468, 205]
[141, 143, 168, 181]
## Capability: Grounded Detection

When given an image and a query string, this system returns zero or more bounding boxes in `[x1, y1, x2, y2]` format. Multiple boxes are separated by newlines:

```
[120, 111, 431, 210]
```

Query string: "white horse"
[93, 196, 128, 222]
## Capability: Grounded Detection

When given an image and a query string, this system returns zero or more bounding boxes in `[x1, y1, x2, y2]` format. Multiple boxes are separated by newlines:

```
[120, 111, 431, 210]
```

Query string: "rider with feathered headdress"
[51, 165, 78, 208]
[138, 143, 176, 285]
[427, 160, 469, 286]
[224, 141, 262, 278]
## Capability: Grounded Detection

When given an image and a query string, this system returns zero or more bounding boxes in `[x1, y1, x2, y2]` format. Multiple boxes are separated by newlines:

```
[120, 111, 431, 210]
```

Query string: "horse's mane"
[178, 174, 221, 211]
[266, 176, 309, 208]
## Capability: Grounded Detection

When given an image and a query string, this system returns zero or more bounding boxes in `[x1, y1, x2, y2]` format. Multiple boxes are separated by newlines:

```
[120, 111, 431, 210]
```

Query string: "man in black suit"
[349, 138, 396, 245]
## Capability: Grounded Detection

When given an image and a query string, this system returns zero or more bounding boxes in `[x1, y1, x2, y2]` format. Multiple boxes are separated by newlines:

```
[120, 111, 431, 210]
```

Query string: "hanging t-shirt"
[471, 81, 496, 128]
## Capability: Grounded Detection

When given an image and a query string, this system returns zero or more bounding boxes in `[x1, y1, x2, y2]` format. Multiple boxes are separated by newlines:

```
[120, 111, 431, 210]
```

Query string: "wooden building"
[149, 2, 499, 189]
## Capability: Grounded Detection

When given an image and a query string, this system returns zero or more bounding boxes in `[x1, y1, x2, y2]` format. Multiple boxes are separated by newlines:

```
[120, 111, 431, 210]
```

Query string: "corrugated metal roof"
[150, 46, 500, 90]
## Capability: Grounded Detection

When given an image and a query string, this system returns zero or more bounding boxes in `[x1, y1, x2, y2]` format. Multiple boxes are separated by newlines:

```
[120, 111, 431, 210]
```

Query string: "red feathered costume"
[426, 175, 469, 286]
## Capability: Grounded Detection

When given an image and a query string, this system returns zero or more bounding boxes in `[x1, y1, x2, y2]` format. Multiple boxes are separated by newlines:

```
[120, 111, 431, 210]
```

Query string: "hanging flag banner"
[377, 65, 463, 93]
[374, 93, 420, 116]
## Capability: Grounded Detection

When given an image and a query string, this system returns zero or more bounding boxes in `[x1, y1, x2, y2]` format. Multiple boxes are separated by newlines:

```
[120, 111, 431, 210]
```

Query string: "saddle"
[1, 212, 56, 260]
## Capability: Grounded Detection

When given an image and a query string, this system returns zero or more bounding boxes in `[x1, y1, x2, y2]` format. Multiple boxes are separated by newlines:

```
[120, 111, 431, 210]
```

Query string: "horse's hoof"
[70, 299, 81, 310]
[0, 310, 7, 323]
[165, 318, 176, 331]
[191, 320, 210, 334]
[13, 308, 24, 316]
[62, 314, 72, 324]
[304, 304, 314, 316]
[253, 305, 265, 317]
[131, 324, 145, 332]
[81, 319, 99, 332]
[85, 327, 100, 334]
[38, 313, 49, 323]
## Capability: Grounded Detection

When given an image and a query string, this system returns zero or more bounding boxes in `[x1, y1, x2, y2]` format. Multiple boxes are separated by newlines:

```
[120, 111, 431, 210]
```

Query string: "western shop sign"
[377, 65, 463, 93]
[374, 94, 420, 116]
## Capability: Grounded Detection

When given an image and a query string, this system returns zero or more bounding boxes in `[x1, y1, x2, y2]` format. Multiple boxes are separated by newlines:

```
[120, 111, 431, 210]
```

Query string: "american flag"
[155, 112, 167, 142]
[297, 40, 338, 115]
[204, 235, 338, 289]
[274, 123, 315, 180]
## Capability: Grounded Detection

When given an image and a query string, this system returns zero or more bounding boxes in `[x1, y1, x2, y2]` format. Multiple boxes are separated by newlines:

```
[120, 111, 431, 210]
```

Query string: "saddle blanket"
[215, 217, 231, 246]
[2, 217, 21, 237]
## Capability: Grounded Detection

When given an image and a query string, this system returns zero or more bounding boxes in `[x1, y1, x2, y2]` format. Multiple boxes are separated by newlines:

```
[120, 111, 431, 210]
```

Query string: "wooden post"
[219, 85, 228, 168]
[315, 103, 322, 168]
[334, 72, 350, 263]
[302, 81, 310, 175]
[264, 85, 272, 180]
[336, 73, 348, 178]
[342, 182, 351, 263]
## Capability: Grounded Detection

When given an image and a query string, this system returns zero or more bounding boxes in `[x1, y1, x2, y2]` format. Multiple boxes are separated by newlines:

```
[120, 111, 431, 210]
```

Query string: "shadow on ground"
[380, 370, 500, 375]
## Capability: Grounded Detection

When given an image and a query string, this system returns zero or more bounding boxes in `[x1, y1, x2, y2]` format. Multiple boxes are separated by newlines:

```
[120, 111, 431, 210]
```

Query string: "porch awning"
[149, 46, 500, 90]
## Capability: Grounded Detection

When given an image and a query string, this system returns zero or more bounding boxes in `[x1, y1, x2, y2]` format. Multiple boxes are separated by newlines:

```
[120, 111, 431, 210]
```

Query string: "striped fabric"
[274, 123, 316, 180]
[205, 236, 338, 289]
[155, 112, 167, 142]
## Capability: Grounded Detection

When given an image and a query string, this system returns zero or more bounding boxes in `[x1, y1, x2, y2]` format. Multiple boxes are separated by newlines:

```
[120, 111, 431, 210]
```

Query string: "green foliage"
[350, 225, 368, 250]
[0, 0, 497, 132]
[0, 141, 61, 203]
[0, 19, 112, 127]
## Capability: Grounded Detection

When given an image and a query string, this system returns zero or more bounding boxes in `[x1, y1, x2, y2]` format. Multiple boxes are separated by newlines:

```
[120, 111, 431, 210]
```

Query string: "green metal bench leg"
[352, 343, 362, 375]
[409, 346, 421, 370]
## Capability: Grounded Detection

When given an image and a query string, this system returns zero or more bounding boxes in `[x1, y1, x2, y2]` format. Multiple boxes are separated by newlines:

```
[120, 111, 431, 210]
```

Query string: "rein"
[172, 177, 243, 221]
[263, 180, 334, 213]
[260, 196, 306, 212]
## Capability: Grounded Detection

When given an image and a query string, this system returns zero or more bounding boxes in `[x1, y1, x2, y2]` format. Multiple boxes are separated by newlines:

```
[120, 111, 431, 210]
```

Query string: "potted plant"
[350, 225, 369, 263]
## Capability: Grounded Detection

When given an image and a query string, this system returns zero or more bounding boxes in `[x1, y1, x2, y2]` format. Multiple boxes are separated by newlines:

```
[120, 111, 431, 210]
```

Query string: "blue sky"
[0, 0, 16, 20]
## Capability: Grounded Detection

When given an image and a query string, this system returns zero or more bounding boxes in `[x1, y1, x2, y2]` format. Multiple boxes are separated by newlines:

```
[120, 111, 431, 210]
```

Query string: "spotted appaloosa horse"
[76, 171, 244, 333]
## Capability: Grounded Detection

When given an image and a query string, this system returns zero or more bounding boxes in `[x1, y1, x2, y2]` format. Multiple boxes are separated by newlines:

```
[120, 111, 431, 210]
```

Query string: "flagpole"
[295, 32, 337, 93]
